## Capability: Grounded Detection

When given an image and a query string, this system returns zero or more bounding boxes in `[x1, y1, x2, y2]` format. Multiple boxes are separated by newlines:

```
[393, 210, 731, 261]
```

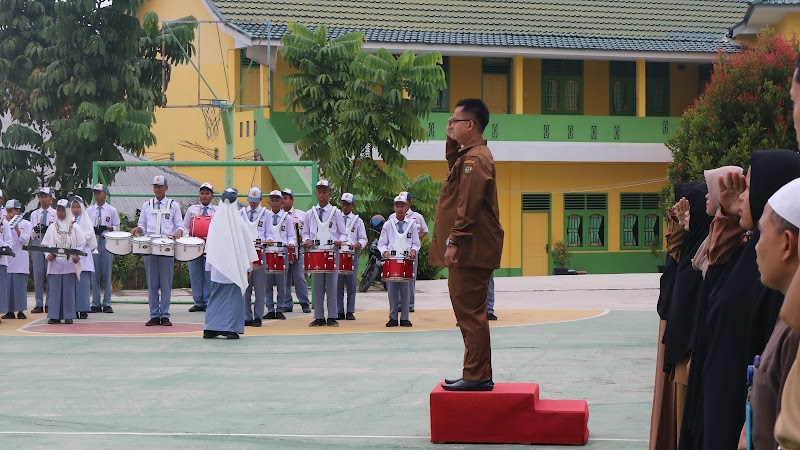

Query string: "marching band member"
[0, 205, 12, 323]
[378, 194, 420, 327]
[281, 188, 311, 313]
[3, 200, 31, 319]
[29, 187, 57, 314]
[263, 190, 295, 320]
[86, 183, 120, 313]
[42, 199, 86, 324]
[70, 197, 98, 320]
[336, 193, 367, 321]
[389, 192, 428, 312]
[183, 182, 216, 312]
[0, 189, 6, 221]
[203, 188, 257, 339]
[303, 180, 346, 327]
[130, 175, 184, 326]
[240, 186, 268, 327]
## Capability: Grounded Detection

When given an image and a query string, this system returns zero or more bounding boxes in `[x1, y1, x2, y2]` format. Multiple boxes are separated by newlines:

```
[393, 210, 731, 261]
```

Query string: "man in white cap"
[389, 191, 428, 312]
[86, 183, 120, 313]
[263, 190, 295, 319]
[336, 192, 367, 321]
[378, 194, 420, 327]
[130, 175, 184, 326]
[303, 179, 346, 327]
[29, 187, 57, 314]
[281, 188, 311, 313]
[240, 186, 268, 327]
[3, 200, 31, 319]
[183, 182, 217, 312]
[41, 199, 86, 324]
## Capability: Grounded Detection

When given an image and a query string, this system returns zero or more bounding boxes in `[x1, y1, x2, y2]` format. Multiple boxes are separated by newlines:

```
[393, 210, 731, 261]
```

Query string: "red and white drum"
[338, 250, 354, 275]
[304, 249, 336, 273]
[252, 250, 263, 267]
[382, 257, 414, 282]
[190, 215, 212, 240]
[265, 250, 286, 274]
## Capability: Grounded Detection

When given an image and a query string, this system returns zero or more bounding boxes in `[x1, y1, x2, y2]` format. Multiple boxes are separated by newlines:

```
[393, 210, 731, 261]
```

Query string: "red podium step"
[430, 383, 589, 445]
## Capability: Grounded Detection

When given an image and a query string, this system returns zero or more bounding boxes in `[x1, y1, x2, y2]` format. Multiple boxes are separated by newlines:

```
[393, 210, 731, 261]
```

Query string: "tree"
[666, 31, 799, 186]
[0, 0, 197, 203]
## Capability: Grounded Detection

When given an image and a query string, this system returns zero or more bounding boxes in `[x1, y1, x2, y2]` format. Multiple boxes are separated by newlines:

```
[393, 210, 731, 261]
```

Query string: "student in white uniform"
[86, 184, 120, 313]
[240, 187, 268, 327]
[29, 187, 57, 313]
[281, 188, 311, 313]
[389, 192, 428, 312]
[184, 182, 217, 312]
[378, 194, 420, 327]
[0, 206, 13, 323]
[70, 197, 98, 319]
[263, 190, 296, 320]
[3, 200, 31, 319]
[336, 193, 367, 321]
[42, 199, 86, 324]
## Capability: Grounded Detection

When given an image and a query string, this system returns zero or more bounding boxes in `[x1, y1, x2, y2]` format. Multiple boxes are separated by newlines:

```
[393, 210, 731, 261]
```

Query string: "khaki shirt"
[429, 136, 503, 269]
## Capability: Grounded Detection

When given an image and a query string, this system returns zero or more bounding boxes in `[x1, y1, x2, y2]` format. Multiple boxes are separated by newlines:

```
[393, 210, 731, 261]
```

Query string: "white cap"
[38, 187, 54, 196]
[92, 183, 108, 192]
[341, 193, 354, 203]
[5, 199, 21, 210]
[153, 175, 167, 186]
[268, 190, 282, 197]
[768, 178, 800, 228]
[56, 199, 69, 208]
[199, 182, 213, 192]
[393, 194, 407, 204]
[316, 180, 330, 188]
[247, 187, 262, 202]
[281, 188, 293, 197]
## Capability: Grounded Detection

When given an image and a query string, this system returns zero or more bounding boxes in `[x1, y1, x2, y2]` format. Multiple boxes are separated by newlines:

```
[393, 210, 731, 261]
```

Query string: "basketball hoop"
[200, 99, 229, 141]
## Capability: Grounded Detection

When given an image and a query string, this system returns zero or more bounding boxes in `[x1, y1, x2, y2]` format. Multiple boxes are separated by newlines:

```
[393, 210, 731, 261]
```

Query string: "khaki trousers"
[448, 267, 494, 381]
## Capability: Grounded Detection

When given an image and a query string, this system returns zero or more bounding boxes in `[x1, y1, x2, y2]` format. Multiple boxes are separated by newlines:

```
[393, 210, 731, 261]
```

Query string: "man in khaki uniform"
[430, 98, 504, 392]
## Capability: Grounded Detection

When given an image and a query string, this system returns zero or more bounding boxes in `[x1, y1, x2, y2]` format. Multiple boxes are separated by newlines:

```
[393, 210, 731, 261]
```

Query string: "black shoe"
[488, 313, 498, 321]
[441, 379, 494, 392]
[283, 307, 293, 313]
[263, 312, 277, 320]
[226, 332, 240, 339]
[346, 312, 355, 321]
[244, 320, 254, 327]
[400, 320, 412, 327]
[444, 378, 462, 385]
[45, 306, 48, 313]
[410, 308, 415, 313]
[302, 304, 311, 313]
[48, 319, 60, 324]
[386, 320, 399, 327]
[16, 312, 26, 319]
[252, 320, 262, 327]
[337, 312, 345, 320]
[1, 313, 15, 319]
[64, 319, 73, 324]
[188, 305, 206, 312]
[31, 307, 44, 314]
[90, 306, 102, 313]
[78, 312, 89, 319]
[146, 318, 160, 326]
[309, 319, 326, 327]
[275, 312, 286, 320]
[102, 306, 114, 313]
[326, 318, 339, 327]
[203, 330, 222, 339]
[160, 317, 172, 326]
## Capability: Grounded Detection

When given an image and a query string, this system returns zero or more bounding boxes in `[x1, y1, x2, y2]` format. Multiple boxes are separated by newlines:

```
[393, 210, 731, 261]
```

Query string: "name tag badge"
[258, 221, 263, 227]
[407, 232, 411, 238]
[105, 216, 110, 222]
[329, 222, 333, 228]
[299, 223, 304, 229]
[281, 226, 285, 231]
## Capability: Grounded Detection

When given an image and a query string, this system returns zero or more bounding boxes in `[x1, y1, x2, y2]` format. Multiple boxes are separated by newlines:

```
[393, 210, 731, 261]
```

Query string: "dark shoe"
[326, 318, 339, 327]
[488, 313, 498, 321]
[309, 319, 326, 327]
[444, 378, 462, 385]
[146, 318, 161, 326]
[45, 306, 48, 313]
[400, 320, 412, 327]
[244, 320, 254, 327]
[102, 306, 114, 313]
[16, 312, 26, 319]
[64, 319, 73, 324]
[302, 304, 311, 313]
[78, 312, 89, 319]
[263, 312, 277, 320]
[441, 379, 494, 392]
[282, 307, 293, 313]
[275, 312, 286, 320]
[345, 312, 355, 321]
[252, 320, 262, 327]
[226, 332, 240, 339]
[90, 306, 102, 313]
[410, 308, 415, 313]
[188, 305, 206, 312]
[31, 307, 44, 314]
[1, 313, 15, 319]
[337, 312, 345, 320]
[48, 319, 60, 324]
[160, 317, 173, 326]
[203, 330, 222, 339]
[386, 320, 399, 327]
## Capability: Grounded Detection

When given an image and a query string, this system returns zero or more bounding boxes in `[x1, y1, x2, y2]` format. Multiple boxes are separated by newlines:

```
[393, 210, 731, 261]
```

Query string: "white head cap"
[393, 194, 407, 204]
[341, 193, 354, 203]
[38, 187, 54, 197]
[396, 192, 410, 203]
[247, 187, 262, 202]
[316, 180, 330, 189]
[92, 183, 108, 193]
[281, 188, 293, 197]
[199, 182, 213, 192]
[268, 190, 282, 198]
[768, 177, 800, 228]
[56, 199, 69, 209]
[153, 175, 167, 186]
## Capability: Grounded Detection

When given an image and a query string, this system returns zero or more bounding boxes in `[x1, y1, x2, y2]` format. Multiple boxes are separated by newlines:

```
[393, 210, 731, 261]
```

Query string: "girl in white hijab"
[70, 197, 97, 319]
[41, 199, 86, 324]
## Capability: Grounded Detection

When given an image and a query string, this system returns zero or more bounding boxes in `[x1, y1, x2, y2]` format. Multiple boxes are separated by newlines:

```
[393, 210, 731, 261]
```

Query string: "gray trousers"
[266, 254, 288, 312]
[336, 252, 358, 314]
[76, 271, 92, 313]
[388, 281, 410, 321]
[409, 255, 418, 308]
[283, 253, 309, 307]
[487, 272, 495, 314]
[244, 266, 266, 321]
[47, 273, 76, 320]
[91, 236, 113, 308]
[312, 271, 338, 320]
[0, 265, 6, 314]
[145, 255, 174, 318]
[188, 255, 211, 307]
[6, 273, 28, 313]
[31, 237, 47, 308]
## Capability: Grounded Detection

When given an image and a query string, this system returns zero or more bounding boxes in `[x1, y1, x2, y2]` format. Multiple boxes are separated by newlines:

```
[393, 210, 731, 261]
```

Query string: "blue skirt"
[205, 282, 245, 334]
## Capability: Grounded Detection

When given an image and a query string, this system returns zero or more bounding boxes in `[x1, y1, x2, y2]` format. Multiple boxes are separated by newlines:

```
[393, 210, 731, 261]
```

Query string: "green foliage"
[666, 31, 799, 185]
[416, 238, 442, 280]
[111, 212, 138, 289]
[550, 241, 571, 268]
[0, 0, 197, 204]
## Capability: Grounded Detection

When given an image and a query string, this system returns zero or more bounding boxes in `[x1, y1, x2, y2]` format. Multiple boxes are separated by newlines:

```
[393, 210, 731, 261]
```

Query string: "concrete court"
[0, 274, 660, 449]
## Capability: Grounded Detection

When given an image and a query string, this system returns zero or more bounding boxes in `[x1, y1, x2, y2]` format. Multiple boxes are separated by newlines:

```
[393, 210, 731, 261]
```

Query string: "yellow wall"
[524, 58, 542, 114]
[271, 53, 299, 113]
[670, 62, 699, 116]
[584, 60, 610, 116]
[449, 56, 483, 110]
[774, 12, 800, 36]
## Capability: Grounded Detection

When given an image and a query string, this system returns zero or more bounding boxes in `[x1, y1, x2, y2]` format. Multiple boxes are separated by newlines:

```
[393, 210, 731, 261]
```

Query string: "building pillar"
[636, 59, 646, 117]
[260, 64, 271, 119]
[512, 55, 524, 114]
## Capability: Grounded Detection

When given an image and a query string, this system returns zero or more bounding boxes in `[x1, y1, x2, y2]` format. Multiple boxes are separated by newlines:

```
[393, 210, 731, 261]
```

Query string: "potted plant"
[550, 241, 573, 275]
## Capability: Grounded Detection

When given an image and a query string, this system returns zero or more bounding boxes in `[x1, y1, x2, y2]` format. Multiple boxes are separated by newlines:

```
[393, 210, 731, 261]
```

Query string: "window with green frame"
[620, 193, 661, 249]
[564, 193, 607, 249]
[646, 62, 670, 117]
[609, 61, 635, 116]
[542, 60, 583, 115]
[433, 56, 450, 112]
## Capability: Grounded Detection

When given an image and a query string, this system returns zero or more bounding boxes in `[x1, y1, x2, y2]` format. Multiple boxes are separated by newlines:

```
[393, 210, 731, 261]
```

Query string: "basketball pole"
[221, 108, 234, 188]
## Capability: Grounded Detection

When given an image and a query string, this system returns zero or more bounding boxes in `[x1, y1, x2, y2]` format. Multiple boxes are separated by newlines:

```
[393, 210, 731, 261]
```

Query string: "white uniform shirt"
[86, 202, 121, 236]
[74, 217, 95, 272]
[183, 202, 217, 232]
[342, 212, 368, 249]
[286, 207, 306, 246]
[42, 220, 85, 275]
[0, 219, 13, 266]
[302, 204, 346, 243]
[378, 216, 420, 255]
[8, 219, 32, 274]
[390, 209, 428, 236]
[136, 197, 184, 235]
[30, 207, 57, 239]
[239, 205, 268, 240]
[264, 209, 296, 244]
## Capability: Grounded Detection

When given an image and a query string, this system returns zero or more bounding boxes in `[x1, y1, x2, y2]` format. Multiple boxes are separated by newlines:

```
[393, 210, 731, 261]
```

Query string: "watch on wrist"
[446, 238, 458, 247]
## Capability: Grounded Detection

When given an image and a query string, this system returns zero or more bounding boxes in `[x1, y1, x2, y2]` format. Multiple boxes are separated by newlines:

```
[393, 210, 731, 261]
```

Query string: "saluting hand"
[718, 171, 746, 216]
[675, 197, 689, 229]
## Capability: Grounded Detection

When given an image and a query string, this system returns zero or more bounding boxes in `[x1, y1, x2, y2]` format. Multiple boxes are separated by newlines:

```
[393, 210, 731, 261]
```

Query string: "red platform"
[430, 383, 589, 445]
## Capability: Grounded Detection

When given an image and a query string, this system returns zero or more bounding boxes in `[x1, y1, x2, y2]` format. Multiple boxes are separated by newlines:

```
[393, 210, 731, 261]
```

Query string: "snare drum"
[190, 215, 212, 240]
[132, 236, 152, 255]
[175, 236, 205, 262]
[105, 231, 132, 255]
[382, 257, 414, 282]
[338, 250, 354, 275]
[304, 249, 336, 273]
[151, 237, 175, 257]
[265, 250, 286, 274]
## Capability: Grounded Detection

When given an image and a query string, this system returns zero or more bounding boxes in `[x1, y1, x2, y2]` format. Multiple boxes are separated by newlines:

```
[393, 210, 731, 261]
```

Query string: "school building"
[138, 0, 800, 276]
